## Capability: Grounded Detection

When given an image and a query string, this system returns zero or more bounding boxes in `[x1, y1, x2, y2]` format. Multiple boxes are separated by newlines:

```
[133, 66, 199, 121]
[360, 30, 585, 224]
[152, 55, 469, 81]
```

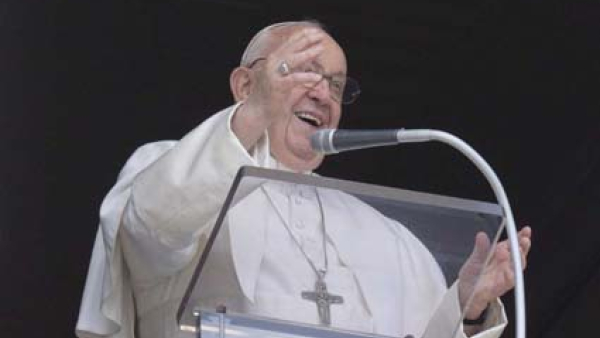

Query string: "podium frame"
[177, 166, 506, 338]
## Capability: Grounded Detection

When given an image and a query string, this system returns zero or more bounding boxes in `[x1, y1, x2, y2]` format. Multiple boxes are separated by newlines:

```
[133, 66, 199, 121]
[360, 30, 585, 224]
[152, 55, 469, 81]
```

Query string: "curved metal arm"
[396, 129, 526, 338]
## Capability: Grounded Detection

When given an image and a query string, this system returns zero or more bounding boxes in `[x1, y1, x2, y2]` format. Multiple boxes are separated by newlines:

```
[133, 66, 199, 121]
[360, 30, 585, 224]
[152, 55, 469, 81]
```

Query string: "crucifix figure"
[301, 271, 344, 326]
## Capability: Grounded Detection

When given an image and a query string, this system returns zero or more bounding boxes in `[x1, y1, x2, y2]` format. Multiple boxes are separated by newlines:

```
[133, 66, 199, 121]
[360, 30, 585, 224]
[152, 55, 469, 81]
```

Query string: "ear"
[230, 67, 253, 102]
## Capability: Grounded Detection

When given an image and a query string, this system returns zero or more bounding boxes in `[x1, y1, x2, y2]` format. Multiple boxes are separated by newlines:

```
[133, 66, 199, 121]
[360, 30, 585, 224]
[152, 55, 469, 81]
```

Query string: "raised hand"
[231, 27, 327, 149]
[247, 27, 326, 121]
[458, 226, 532, 322]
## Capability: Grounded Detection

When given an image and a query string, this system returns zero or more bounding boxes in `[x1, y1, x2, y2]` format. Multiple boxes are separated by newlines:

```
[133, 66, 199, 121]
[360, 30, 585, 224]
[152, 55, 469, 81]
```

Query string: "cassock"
[76, 103, 507, 338]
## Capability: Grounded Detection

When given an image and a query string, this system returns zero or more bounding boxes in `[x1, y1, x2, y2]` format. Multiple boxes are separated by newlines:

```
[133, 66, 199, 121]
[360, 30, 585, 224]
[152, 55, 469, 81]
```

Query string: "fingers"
[519, 226, 532, 251]
[502, 266, 515, 290]
[287, 71, 323, 85]
[466, 227, 532, 303]
[286, 44, 324, 71]
[272, 28, 325, 73]
[281, 28, 325, 54]
[476, 231, 491, 252]
[468, 232, 492, 265]
[517, 226, 532, 269]
[519, 235, 531, 256]
[519, 239, 530, 269]
[494, 243, 511, 262]
[254, 28, 325, 98]
[494, 226, 531, 270]
[519, 226, 532, 237]
[285, 73, 325, 103]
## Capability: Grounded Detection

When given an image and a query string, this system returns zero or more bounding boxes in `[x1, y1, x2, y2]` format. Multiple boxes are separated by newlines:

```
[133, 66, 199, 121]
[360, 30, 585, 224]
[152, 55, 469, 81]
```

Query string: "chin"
[278, 152, 324, 173]
[300, 155, 324, 172]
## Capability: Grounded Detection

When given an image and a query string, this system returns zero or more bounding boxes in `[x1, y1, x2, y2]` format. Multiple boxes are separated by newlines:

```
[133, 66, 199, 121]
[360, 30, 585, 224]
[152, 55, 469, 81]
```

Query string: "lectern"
[177, 167, 504, 338]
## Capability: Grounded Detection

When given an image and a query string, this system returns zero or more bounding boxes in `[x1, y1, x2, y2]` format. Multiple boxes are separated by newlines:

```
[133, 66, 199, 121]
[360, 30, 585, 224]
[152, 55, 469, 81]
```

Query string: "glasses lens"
[342, 77, 360, 105]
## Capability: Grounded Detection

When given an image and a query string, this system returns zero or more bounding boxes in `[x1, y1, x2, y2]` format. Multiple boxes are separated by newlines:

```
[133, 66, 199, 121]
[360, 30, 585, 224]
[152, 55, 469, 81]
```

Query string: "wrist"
[463, 303, 490, 326]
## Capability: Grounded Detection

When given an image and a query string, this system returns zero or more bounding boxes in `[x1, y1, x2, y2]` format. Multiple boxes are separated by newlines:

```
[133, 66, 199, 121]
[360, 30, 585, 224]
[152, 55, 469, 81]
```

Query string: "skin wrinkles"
[268, 39, 345, 171]
[230, 24, 346, 172]
[228, 23, 532, 337]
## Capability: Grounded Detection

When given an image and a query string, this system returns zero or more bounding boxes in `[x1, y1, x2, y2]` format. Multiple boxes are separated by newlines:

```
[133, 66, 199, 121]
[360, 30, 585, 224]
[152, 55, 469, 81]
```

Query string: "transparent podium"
[177, 167, 505, 338]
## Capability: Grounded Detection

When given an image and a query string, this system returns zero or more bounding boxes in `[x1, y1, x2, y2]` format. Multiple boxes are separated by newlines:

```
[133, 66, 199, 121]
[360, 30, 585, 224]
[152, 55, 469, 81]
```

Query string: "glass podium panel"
[178, 167, 505, 338]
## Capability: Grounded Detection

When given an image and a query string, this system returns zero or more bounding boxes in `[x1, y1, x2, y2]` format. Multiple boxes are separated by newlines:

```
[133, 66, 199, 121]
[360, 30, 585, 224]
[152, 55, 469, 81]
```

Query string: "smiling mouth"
[294, 111, 323, 128]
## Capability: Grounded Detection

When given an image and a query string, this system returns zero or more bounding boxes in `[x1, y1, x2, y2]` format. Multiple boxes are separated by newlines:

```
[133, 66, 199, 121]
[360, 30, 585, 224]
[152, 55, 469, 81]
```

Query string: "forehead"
[269, 26, 347, 74]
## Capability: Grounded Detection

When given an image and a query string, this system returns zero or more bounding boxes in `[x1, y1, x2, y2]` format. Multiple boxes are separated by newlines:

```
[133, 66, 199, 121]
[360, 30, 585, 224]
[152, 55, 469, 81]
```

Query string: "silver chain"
[261, 185, 328, 279]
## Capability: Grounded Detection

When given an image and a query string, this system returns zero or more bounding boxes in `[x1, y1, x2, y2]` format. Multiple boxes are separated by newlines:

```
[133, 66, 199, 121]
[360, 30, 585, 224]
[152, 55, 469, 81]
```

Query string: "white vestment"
[76, 103, 507, 338]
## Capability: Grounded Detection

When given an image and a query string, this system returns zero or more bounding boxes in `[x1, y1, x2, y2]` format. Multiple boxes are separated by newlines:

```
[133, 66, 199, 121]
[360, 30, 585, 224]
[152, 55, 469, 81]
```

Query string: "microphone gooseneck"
[310, 127, 527, 338]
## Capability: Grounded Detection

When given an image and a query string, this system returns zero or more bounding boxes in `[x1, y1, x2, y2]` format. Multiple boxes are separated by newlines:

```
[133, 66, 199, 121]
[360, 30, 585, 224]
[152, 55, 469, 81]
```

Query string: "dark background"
[2, 0, 599, 337]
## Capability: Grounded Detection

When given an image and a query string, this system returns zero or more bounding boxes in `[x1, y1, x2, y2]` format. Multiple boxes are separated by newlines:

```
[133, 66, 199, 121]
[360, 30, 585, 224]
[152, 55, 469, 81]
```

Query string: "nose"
[307, 77, 331, 103]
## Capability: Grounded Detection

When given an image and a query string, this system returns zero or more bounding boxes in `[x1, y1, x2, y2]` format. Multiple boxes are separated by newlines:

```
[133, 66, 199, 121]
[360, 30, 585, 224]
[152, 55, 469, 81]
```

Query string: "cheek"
[330, 109, 342, 128]
[269, 116, 299, 150]
[268, 120, 287, 144]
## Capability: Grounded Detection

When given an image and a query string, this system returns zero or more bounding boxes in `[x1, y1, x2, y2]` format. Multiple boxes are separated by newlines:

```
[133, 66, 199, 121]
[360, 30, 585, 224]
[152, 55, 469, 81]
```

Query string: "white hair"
[240, 21, 324, 66]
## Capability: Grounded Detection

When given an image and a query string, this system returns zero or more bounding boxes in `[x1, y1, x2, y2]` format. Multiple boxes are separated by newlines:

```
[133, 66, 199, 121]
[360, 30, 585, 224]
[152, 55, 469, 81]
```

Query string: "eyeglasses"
[320, 73, 360, 105]
[244, 58, 361, 105]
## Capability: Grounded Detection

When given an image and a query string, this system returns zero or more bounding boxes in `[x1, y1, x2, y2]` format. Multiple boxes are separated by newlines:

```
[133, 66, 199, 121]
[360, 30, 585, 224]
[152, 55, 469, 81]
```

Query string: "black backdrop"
[2, 1, 599, 337]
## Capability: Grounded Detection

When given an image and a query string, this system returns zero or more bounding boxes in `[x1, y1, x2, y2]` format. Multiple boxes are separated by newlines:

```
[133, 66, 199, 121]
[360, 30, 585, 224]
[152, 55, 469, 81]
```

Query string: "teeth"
[295, 111, 322, 127]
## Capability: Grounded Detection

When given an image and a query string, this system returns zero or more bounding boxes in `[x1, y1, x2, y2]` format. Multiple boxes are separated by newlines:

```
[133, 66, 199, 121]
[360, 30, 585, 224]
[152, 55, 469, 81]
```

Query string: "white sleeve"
[76, 140, 178, 338]
[120, 104, 270, 282]
[422, 282, 507, 338]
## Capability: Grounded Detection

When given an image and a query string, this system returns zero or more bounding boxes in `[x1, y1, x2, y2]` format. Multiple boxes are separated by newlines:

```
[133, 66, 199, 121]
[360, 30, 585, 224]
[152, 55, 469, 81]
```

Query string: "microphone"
[313, 127, 528, 338]
[310, 129, 435, 154]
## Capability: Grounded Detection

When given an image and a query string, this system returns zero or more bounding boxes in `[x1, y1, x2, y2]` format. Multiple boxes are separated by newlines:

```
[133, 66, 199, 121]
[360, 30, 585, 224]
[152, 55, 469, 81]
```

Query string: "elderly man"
[76, 21, 532, 338]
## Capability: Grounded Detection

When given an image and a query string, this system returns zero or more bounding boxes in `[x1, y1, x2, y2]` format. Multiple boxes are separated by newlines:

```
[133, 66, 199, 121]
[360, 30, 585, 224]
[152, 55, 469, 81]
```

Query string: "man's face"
[266, 30, 346, 172]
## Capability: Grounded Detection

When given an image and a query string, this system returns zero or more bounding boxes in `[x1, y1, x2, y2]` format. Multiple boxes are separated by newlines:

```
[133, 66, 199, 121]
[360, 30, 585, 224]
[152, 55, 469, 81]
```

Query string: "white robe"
[76, 103, 507, 338]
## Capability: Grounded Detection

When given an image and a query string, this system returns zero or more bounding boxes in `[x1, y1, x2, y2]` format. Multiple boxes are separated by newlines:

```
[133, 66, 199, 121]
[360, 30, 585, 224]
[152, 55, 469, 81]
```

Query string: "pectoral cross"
[301, 272, 344, 326]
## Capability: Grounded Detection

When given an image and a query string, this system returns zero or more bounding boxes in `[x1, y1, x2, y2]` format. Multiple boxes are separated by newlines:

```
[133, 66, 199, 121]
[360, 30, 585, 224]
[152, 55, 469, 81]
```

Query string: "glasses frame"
[243, 58, 360, 105]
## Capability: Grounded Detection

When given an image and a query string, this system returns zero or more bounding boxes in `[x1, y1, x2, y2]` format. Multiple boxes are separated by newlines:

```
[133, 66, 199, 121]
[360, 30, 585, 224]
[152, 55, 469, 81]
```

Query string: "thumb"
[468, 232, 492, 266]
